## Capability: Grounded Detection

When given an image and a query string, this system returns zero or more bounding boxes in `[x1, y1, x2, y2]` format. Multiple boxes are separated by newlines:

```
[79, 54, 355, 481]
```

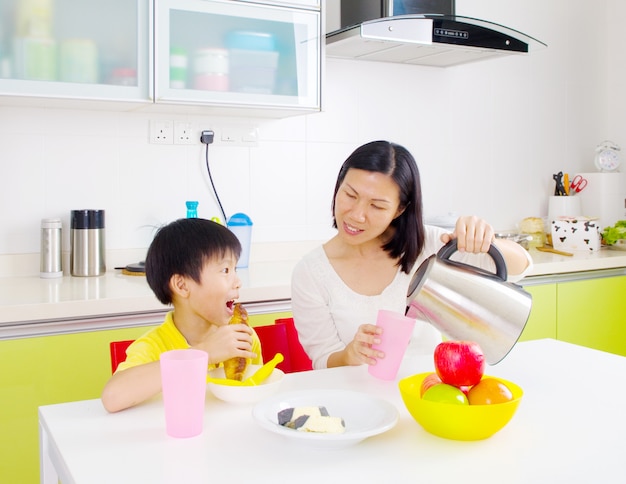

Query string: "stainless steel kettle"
[406, 240, 532, 365]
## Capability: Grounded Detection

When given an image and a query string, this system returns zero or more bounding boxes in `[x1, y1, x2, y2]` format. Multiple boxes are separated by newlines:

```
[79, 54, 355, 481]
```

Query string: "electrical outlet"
[220, 129, 238, 143]
[218, 125, 258, 147]
[241, 126, 258, 146]
[174, 121, 195, 145]
[150, 120, 173, 144]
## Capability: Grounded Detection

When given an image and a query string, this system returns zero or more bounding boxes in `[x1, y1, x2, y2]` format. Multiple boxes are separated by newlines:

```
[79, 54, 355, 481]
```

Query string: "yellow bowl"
[398, 372, 523, 441]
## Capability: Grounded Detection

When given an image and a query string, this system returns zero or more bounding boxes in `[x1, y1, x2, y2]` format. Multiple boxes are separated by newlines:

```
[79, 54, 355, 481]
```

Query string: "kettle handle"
[437, 239, 508, 280]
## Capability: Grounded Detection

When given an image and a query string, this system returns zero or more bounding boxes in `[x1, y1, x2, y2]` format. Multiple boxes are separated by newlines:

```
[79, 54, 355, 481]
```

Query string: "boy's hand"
[196, 323, 257, 365]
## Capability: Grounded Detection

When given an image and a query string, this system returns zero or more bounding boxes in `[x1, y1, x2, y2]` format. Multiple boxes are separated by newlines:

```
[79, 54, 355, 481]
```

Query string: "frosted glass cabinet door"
[0, 0, 151, 102]
[154, 0, 321, 112]
[237, 0, 321, 7]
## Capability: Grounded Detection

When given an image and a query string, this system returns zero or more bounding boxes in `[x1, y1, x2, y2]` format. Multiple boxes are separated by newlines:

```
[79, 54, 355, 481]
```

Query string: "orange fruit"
[467, 378, 514, 405]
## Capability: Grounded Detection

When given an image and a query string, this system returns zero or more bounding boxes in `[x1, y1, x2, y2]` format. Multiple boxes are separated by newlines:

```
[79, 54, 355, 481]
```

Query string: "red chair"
[274, 317, 313, 372]
[109, 339, 134, 373]
[254, 318, 312, 373]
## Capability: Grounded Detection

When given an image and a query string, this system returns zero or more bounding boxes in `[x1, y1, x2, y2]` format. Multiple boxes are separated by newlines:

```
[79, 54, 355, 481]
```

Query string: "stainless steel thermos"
[40, 218, 63, 278]
[70, 209, 106, 277]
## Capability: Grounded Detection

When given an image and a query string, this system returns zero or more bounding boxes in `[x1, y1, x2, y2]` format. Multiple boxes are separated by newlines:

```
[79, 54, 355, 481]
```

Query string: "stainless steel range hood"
[326, 15, 546, 68]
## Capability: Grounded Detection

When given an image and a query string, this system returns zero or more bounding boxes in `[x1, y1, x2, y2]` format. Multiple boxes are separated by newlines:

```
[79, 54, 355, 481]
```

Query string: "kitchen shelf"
[0, 0, 322, 117]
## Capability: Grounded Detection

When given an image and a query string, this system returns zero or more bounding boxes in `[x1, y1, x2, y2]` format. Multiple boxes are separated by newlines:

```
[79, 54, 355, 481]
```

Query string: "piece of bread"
[520, 217, 544, 234]
[278, 406, 329, 426]
[277, 406, 345, 434]
[293, 415, 346, 434]
[223, 303, 249, 381]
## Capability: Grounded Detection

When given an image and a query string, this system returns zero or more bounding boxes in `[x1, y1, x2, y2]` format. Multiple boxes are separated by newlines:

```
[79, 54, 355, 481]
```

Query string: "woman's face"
[334, 168, 404, 244]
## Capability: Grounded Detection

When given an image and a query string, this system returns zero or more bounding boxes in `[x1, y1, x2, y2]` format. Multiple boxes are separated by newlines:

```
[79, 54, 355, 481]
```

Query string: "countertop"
[2, 243, 626, 328]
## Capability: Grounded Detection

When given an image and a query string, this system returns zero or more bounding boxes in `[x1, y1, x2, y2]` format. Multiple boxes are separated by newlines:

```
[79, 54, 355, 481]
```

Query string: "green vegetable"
[602, 220, 626, 245]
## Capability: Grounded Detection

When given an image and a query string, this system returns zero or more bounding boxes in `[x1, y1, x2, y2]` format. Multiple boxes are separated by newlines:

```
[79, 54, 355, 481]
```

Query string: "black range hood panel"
[326, 15, 546, 67]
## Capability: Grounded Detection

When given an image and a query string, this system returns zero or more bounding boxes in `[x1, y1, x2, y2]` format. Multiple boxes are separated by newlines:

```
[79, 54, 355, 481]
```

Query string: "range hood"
[326, 15, 546, 68]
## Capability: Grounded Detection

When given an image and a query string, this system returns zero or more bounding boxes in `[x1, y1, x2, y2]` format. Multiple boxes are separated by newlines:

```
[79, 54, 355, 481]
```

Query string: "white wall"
[0, 0, 621, 273]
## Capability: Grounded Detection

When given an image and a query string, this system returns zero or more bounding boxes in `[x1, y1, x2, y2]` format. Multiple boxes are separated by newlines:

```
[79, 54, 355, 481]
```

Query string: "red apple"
[420, 372, 442, 397]
[434, 340, 485, 387]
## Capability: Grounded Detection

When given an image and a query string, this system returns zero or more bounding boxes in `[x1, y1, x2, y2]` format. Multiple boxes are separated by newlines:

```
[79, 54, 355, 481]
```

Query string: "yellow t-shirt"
[116, 311, 263, 374]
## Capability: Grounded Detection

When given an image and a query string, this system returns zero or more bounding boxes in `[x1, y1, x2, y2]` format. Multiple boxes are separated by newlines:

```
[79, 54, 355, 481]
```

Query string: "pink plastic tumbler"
[160, 349, 208, 438]
[368, 309, 416, 381]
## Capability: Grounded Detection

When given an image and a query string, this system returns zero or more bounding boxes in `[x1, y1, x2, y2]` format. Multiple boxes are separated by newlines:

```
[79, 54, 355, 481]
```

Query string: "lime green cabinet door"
[248, 311, 292, 328]
[519, 284, 557, 341]
[557, 276, 626, 356]
[0, 326, 154, 484]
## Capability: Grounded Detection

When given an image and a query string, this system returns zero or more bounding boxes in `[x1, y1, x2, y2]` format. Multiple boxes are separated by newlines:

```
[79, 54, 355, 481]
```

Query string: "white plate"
[252, 389, 399, 448]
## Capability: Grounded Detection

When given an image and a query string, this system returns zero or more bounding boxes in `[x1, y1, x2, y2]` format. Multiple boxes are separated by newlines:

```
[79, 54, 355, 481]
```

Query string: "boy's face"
[185, 251, 242, 326]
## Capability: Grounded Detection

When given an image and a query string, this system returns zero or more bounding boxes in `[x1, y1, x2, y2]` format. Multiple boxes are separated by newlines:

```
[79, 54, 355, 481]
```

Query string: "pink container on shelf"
[193, 73, 229, 91]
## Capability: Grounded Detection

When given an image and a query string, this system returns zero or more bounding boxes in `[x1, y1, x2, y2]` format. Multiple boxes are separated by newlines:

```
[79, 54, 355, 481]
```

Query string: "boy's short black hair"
[145, 218, 242, 305]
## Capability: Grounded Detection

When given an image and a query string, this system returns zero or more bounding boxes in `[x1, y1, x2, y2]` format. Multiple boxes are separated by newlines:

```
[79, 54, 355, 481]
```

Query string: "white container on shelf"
[548, 196, 581, 223]
[574, 172, 626, 230]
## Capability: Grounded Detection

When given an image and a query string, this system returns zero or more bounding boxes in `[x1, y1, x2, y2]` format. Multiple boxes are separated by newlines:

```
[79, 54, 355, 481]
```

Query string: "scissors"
[570, 175, 588, 193]
[553, 171, 567, 196]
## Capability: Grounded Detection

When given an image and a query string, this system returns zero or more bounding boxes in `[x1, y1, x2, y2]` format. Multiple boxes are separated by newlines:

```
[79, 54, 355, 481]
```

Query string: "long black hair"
[331, 140, 425, 273]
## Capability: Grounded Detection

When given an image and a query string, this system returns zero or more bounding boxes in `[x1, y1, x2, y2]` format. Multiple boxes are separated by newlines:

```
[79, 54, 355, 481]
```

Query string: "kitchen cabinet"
[557, 275, 626, 355]
[0, 0, 322, 115]
[0, 325, 152, 484]
[0, 0, 151, 103]
[155, 0, 321, 114]
[519, 284, 557, 341]
[0, 309, 291, 484]
[238, 0, 320, 7]
[520, 273, 626, 356]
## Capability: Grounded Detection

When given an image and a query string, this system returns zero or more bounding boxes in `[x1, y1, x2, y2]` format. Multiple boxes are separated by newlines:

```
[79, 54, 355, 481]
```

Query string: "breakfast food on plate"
[223, 303, 250, 381]
[278, 406, 346, 434]
[293, 415, 346, 434]
[278, 406, 329, 425]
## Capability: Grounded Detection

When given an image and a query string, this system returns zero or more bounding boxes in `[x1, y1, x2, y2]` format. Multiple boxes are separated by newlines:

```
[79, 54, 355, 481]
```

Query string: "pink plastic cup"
[160, 349, 208, 438]
[368, 309, 416, 381]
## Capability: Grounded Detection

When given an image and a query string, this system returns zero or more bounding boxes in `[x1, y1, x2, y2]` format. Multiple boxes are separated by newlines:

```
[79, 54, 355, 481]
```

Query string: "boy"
[101, 218, 261, 413]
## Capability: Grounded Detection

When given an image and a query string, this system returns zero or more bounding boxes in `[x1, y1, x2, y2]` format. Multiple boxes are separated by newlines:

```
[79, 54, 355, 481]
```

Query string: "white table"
[39, 339, 626, 484]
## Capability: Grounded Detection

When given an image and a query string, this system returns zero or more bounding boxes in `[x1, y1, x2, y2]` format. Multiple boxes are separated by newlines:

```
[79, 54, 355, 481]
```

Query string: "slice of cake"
[277, 406, 329, 426]
[293, 414, 346, 434]
[277, 406, 345, 434]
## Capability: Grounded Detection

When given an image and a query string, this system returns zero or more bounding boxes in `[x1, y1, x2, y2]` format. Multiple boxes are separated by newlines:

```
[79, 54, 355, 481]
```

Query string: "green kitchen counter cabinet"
[557, 275, 626, 356]
[521, 274, 626, 356]
[519, 283, 557, 341]
[0, 311, 291, 484]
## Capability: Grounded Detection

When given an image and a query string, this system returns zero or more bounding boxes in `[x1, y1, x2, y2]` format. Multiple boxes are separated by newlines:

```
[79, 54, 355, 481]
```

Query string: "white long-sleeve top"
[291, 225, 532, 369]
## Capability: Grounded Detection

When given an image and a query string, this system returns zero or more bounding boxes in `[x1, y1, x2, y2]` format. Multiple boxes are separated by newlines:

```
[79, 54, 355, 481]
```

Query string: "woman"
[291, 140, 531, 370]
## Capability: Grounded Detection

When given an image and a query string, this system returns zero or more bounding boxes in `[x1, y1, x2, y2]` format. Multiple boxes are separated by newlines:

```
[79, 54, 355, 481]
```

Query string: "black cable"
[204, 142, 227, 224]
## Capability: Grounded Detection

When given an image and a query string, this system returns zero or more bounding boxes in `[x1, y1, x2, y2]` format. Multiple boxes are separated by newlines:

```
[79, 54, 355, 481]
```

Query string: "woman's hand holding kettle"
[440, 215, 495, 254]
[440, 215, 530, 278]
